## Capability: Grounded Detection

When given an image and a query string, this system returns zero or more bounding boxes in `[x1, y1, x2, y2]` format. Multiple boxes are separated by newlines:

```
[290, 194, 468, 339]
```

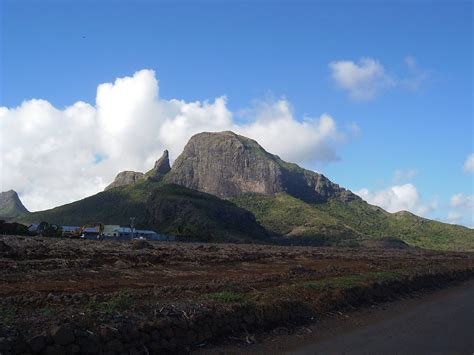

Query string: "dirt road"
[205, 280, 474, 354]
[292, 280, 474, 354]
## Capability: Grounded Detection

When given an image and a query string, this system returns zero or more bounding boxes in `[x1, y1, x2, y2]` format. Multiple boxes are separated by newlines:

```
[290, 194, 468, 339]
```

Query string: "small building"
[113, 227, 174, 241]
[103, 224, 121, 237]
[54, 224, 174, 241]
[115, 227, 153, 239]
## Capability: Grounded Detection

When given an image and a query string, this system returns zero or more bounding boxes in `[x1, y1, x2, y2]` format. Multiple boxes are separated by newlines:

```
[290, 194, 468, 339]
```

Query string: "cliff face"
[104, 171, 144, 191]
[166, 131, 283, 198]
[166, 131, 358, 203]
[0, 190, 29, 220]
[104, 150, 171, 190]
[145, 150, 171, 181]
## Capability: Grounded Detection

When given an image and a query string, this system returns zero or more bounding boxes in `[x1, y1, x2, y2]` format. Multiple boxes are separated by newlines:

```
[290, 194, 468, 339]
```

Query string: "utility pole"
[130, 217, 135, 240]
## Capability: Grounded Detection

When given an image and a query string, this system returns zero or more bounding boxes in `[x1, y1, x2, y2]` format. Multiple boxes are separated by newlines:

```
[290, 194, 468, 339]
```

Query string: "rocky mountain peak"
[104, 151, 172, 191]
[166, 131, 359, 203]
[147, 150, 171, 181]
[104, 171, 144, 191]
[0, 190, 29, 219]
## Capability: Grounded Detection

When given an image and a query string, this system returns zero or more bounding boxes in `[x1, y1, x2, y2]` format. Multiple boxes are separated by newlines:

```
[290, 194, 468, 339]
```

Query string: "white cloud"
[233, 100, 343, 163]
[329, 56, 429, 100]
[393, 169, 418, 182]
[448, 193, 474, 227]
[0, 69, 352, 211]
[463, 153, 474, 173]
[329, 57, 395, 100]
[355, 183, 437, 216]
[450, 193, 474, 209]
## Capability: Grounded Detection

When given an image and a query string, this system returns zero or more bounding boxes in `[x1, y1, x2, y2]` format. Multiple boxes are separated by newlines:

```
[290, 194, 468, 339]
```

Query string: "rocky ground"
[0, 235, 473, 354]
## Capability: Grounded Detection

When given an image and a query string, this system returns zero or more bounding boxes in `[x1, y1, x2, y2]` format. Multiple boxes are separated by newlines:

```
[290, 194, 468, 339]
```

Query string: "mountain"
[104, 171, 144, 191]
[104, 151, 171, 190]
[165, 131, 357, 203]
[0, 190, 29, 220]
[18, 180, 267, 242]
[147, 184, 267, 242]
[16, 131, 474, 251]
[232, 193, 474, 251]
[145, 150, 171, 180]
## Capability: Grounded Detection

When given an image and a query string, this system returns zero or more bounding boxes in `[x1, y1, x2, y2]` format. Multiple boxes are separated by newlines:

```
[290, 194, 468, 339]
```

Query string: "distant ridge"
[0, 190, 29, 220]
[17, 131, 474, 251]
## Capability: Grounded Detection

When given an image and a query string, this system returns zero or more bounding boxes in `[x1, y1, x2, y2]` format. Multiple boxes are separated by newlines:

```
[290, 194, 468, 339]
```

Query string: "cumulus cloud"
[329, 57, 395, 100]
[0, 69, 352, 211]
[329, 56, 429, 100]
[463, 153, 474, 173]
[233, 100, 343, 163]
[355, 183, 437, 216]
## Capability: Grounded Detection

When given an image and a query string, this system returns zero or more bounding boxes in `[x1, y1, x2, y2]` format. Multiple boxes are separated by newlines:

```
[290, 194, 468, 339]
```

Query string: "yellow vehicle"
[63, 223, 104, 239]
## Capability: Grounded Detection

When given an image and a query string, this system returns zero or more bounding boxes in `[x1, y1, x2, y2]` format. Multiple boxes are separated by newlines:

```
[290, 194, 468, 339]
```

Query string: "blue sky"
[1, 0, 473, 226]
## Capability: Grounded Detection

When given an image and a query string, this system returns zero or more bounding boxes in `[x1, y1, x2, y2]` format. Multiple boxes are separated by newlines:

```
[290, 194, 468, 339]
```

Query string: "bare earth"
[1, 235, 473, 348]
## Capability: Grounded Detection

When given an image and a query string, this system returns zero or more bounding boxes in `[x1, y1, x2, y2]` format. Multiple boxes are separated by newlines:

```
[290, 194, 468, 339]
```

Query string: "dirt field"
[1, 235, 473, 353]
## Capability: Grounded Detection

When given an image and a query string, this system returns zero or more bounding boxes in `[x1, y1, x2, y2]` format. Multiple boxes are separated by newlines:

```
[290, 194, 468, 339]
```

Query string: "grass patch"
[316, 199, 474, 251]
[304, 271, 403, 291]
[234, 193, 474, 251]
[86, 291, 133, 315]
[206, 290, 246, 303]
[17, 179, 163, 228]
[231, 193, 357, 241]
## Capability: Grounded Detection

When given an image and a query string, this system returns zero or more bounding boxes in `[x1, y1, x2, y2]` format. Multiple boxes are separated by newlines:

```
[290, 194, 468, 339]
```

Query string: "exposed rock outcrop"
[105, 151, 171, 191]
[0, 190, 29, 219]
[104, 171, 144, 191]
[146, 150, 171, 181]
[166, 131, 359, 203]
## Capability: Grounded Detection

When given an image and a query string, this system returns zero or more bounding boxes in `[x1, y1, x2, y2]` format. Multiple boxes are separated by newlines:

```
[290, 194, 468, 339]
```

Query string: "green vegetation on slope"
[17, 180, 162, 228]
[147, 184, 268, 242]
[231, 193, 361, 245]
[232, 193, 474, 251]
[17, 182, 268, 243]
[387, 211, 474, 251]
[15, 180, 473, 250]
[315, 199, 474, 251]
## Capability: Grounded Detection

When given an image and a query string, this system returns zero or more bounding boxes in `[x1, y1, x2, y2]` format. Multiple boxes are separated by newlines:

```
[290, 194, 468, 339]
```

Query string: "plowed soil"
[1, 235, 473, 338]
